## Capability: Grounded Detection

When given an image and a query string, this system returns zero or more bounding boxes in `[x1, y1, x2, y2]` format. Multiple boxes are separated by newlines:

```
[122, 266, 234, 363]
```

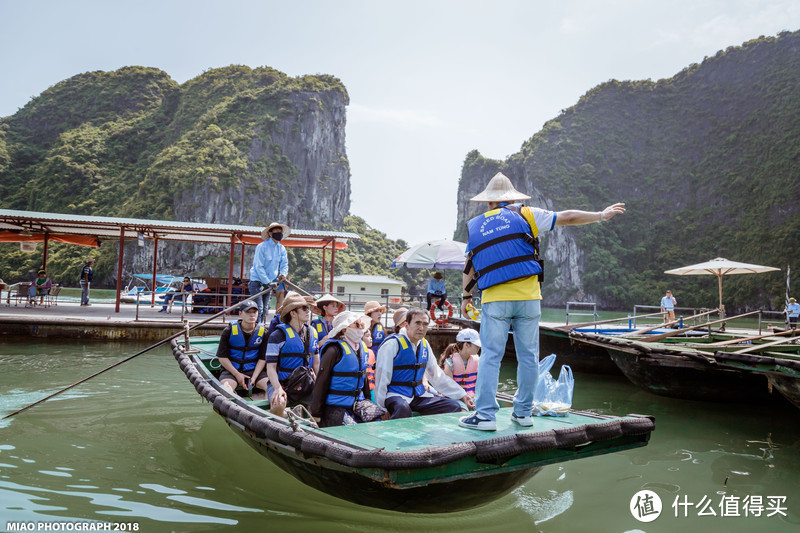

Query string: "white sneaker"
[511, 412, 534, 427]
[459, 413, 497, 431]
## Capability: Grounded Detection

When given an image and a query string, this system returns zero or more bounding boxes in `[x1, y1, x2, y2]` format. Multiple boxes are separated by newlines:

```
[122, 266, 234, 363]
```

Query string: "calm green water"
[1, 339, 798, 532]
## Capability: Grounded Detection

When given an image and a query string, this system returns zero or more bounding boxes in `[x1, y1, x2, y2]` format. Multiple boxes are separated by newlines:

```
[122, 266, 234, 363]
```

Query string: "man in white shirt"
[374, 308, 474, 418]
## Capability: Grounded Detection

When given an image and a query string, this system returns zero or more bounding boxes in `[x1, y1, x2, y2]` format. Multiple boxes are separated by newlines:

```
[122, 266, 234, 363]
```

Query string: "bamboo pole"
[638, 309, 762, 342]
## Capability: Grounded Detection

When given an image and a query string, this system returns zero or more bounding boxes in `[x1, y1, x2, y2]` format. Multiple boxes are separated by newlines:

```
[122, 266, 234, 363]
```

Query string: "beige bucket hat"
[393, 307, 409, 327]
[364, 301, 386, 315]
[470, 172, 531, 203]
[279, 291, 312, 320]
[313, 294, 346, 315]
[261, 222, 291, 240]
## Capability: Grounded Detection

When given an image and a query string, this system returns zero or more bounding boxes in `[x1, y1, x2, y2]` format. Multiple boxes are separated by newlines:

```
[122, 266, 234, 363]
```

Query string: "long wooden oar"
[638, 309, 762, 343]
[283, 279, 313, 297]
[556, 311, 665, 331]
[2, 285, 275, 420]
[708, 328, 795, 346]
[619, 308, 719, 337]
[731, 334, 800, 355]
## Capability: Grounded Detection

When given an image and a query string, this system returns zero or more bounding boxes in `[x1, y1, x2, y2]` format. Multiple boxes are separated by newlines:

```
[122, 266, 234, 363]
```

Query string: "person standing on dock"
[79, 258, 94, 306]
[660, 290, 677, 324]
[249, 222, 289, 323]
[458, 172, 625, 431]
[787, 297, 800, 329]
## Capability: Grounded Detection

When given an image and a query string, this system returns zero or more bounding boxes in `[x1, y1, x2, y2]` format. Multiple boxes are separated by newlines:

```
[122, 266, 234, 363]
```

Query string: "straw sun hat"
[328, 311, 371, 339]
[261, 222, 291, 240]
[470, 172, 530, 203]
[313, 294, 346, 315]
[393, 307, 409, 327]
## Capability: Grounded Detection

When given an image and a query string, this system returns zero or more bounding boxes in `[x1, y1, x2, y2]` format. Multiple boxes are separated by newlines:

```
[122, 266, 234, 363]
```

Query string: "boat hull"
[230, 422, 542, 512]
[769, 374, 800, 409]
[540, 325, 622, 375]
[606, 347, 770, 402]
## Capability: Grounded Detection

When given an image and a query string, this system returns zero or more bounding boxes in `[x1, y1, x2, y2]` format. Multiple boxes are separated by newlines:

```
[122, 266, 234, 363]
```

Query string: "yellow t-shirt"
[478, 206, 554, 304]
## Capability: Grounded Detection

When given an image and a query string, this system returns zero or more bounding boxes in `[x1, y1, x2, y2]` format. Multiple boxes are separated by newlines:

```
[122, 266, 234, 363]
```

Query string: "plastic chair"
[46, 285, 62, 307]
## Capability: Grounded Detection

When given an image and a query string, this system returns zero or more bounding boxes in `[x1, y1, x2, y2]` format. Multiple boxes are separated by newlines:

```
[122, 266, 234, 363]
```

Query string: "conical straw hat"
[470, 172, 531, 202]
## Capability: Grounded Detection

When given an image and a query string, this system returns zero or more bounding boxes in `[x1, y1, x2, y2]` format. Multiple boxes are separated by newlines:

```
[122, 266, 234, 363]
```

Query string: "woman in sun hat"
[312, 293, 347, 343]
[311, 311, 387, 427]
[364, 300, 387, 352]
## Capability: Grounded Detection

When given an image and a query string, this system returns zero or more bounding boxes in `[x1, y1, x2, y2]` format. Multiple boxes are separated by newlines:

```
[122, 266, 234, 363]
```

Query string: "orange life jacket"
[451, 353, 479, 396]
[363, 342, 377, 390]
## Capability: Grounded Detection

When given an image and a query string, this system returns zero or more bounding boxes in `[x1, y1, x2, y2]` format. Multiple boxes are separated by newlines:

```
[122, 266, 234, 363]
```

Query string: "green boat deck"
[318, 408, 607, 451]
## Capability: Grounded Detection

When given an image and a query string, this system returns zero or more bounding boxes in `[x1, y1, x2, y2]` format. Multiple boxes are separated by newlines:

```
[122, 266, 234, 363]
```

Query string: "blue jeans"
[79, 281, 90, 305]
[473, 299, 541, 421]
[248, 281, 273, 323]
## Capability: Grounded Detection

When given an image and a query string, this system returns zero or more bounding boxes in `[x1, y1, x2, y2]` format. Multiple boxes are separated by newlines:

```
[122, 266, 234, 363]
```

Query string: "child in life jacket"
[438, 328, 481, 398]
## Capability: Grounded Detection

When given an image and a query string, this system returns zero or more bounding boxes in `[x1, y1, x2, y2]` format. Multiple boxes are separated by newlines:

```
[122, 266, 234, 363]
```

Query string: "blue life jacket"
[371, 323, 386, 351]
[466, 205, 541, 291]
[227, 320, 266, 372]
[276, 323, 318, 381]
[322, 340, 367, 408]
[387, 334, 430, 398]
[311, 317, 332, 338]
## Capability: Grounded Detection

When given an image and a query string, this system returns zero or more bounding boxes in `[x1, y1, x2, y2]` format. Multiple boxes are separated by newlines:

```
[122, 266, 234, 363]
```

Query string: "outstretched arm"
[555, 203, 626, 226]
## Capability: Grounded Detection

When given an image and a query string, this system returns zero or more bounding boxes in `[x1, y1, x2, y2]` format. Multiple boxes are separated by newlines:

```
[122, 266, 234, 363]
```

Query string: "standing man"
[660, 290, 677, 324]
[458, 172, 625, 431]
[249, 222, 289, 323]
[374, 307, 473, 418]
[787, 297, 800, 329]
[79, 258, 95, 307]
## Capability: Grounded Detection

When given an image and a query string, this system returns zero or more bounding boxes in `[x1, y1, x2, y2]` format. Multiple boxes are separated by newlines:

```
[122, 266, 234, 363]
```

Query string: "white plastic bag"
[533, 359, 574, 417]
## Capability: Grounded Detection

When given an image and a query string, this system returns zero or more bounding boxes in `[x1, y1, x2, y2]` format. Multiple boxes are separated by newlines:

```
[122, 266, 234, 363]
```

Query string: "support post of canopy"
[151, 236, 159, 307]
[42, 231, 49, 271]
[329, 238, 336, 293]
[227, 234, 236, 310]
[115, 226, 125, 313]
[321, 242, 327, 292]
[239, 242, 246, 279]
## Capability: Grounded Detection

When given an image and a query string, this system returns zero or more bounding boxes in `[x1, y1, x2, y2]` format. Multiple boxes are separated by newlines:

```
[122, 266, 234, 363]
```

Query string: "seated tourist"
[362, 323, 377, 398]
[27, 269, 52, 307]
[265, 291, 320, 408]
[216, 300, 269, 394]
[364, 301, 387, 352]
[160, 276, 193, 312]
[392, 307, 408, 334]
[311, 311, 387, 427]
[311, 293, 346, 343]
[374, 308, 474, 419]
[439, 328, 481, 398]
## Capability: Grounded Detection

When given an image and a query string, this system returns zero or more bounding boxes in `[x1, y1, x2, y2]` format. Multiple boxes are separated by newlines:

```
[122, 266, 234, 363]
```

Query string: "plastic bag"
[533, 357, 574, 417]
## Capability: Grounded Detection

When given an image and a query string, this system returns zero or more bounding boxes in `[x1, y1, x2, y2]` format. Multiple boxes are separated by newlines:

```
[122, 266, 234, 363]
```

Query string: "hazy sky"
[1, 1, 799, 245]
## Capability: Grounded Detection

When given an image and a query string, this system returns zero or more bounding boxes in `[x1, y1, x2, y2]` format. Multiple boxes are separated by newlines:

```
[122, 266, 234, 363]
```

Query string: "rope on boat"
[172, 339, 656, 470]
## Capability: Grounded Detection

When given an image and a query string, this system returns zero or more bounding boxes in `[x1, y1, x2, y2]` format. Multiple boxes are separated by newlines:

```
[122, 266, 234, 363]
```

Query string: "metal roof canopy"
[0, 209, 359, 312]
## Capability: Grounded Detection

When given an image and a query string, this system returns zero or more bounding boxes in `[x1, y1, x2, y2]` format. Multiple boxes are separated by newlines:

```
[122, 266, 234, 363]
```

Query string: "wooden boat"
[712, 347, 800, 410]
[570, 331, 775, 402]
[172, 335, 655, 512]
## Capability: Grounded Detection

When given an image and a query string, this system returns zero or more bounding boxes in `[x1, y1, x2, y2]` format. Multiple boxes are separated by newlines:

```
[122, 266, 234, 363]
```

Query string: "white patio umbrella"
[664, 257, 779, 312]
[391, 239, 467, 270]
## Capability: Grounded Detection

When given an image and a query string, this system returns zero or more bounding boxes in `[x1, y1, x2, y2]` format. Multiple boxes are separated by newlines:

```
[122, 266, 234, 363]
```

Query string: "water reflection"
[1, 341, 799, 532]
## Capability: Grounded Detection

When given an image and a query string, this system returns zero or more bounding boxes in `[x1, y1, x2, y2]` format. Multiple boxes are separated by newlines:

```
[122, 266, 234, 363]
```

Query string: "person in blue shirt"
[426, 272, 447, 311]
[249, 222, 290, 323]
[787, 297, 800, 329]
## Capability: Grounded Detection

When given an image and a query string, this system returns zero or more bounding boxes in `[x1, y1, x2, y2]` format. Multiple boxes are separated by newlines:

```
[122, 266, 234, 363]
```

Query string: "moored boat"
[570, 331, 775, 402]
[172, 335, 655, 512]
